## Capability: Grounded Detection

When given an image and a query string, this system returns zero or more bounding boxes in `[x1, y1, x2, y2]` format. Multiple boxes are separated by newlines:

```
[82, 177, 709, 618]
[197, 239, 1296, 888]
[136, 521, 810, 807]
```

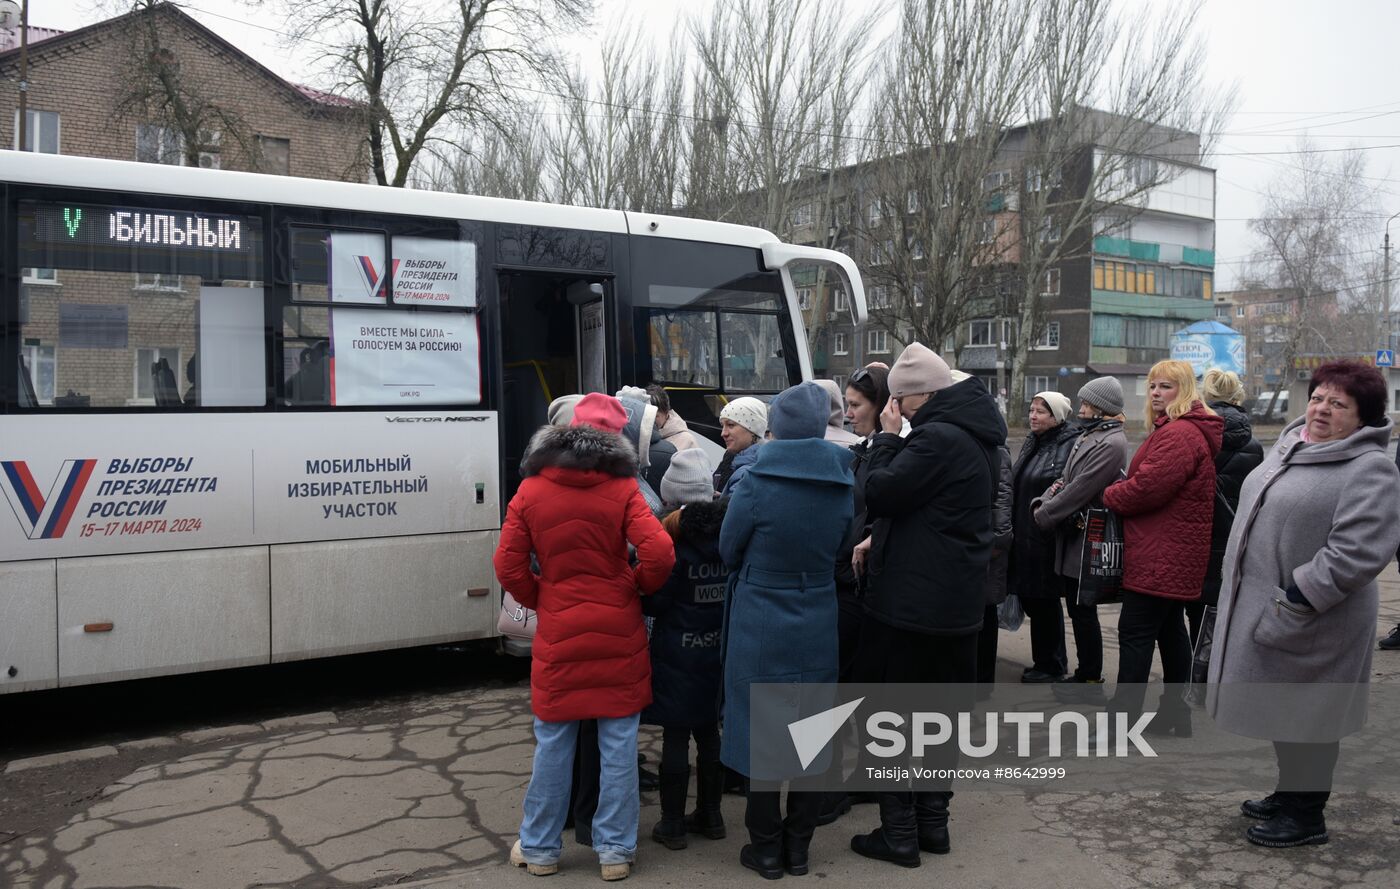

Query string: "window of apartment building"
[257, 135, 292, 175]
[21, 343, 56, 405]
[791, 203, 814, 227]
[136, 125, 183, 165]
[134, 273, 184, 291]
[832, 374, 846, 390]
[983, 170, 1011, 192]
[909, 235, 924, 259]
[969, 319, 994, 346]
[1026, 376, 1055, 401]
[1215, 306, 1229, 319]
[834, 289, 849, 312]
[1261, 302, 1285, 315]
[868, 329, 890, 354]
[906, 189, 919, 214]
[831, 198, 848, 227]
[870, 241, 885, 265]
[833, 332, 848, 355]
[941, 183, 953, 208]
[1039, 218, 1062, 244]
[13, 110, 60, 153]
[22, 268, 57, 285]
[1033, 322, 1060, 350]
[796, 287, 812, 310]
[1041, 268, 1061, 296]
[869, 199, 886, 225]
[1236, 305, 1246, 318]
[913, 283, 925, 306]
[134, 347, 182, 403]
[870, 286, 890, 309]
[978, 218, 997, 244]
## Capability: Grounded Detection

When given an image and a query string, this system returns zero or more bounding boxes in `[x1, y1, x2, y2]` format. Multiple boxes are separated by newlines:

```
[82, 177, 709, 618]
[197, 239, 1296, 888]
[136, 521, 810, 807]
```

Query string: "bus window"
[13, 199, 266, 409]
[280, 226, 482, 407]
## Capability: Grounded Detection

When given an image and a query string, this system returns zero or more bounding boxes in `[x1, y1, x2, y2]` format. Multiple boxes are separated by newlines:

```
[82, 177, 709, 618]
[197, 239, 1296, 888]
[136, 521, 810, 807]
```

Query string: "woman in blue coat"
[719, 381, 854, 879]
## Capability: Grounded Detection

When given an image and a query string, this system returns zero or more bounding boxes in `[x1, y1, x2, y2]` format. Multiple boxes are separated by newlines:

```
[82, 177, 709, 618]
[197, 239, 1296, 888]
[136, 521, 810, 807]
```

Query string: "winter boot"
[743, 790, 785, 880]
[685, 761, 727, 840]
[913, 790, 952, 855]
[782, 790, 821, 875]
[651, 767, 690, 850]
[850, 793, 921, 868]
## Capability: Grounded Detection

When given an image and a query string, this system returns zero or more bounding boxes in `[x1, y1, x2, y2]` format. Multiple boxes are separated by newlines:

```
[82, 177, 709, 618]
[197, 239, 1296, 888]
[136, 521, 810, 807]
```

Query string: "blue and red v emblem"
[1, 459, 97, 539]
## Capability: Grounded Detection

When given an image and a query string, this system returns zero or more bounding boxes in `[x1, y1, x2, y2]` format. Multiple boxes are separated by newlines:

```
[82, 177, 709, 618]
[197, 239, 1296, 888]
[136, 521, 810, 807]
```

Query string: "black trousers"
[837, 587, 865, 683]
[1112, 589, 1191, 717]
[568, 720, 601, 841]
[660, 722, 720, 773]
[853, 617, 977, 807]
[1021, 577, 1104, 680]
[746, 787, 821, 851]
[1273, 740, 1339, 823]
[977, 603, 1000, 684]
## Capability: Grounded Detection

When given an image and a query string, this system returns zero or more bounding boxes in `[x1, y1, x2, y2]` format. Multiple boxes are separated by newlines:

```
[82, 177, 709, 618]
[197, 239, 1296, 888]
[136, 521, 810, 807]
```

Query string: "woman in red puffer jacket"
[495, 392, 676, 880]
[1101, 360, 1221, 737]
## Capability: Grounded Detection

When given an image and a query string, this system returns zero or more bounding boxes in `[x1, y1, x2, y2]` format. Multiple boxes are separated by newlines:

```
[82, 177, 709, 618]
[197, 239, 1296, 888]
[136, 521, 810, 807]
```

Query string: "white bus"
[0, 151, 866, 693]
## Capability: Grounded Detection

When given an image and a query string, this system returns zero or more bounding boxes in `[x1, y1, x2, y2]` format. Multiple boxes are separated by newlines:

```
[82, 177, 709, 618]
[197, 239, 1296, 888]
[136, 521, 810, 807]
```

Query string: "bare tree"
[850, 0, 1038, 363]
[276, 0, 591, 187]
[1003, 0, 1234, 421]
[111, 1, 259, 169]
[1247, 141, 1377, 420]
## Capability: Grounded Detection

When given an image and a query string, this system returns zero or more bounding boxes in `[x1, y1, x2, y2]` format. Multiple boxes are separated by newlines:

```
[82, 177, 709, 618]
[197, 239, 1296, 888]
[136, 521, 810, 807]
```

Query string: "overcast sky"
[37, 0, 1400, 289]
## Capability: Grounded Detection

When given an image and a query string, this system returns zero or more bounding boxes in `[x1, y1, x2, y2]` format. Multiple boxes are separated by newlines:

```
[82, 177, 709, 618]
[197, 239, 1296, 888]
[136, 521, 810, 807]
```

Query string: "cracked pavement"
[3, 570, 1399, 888]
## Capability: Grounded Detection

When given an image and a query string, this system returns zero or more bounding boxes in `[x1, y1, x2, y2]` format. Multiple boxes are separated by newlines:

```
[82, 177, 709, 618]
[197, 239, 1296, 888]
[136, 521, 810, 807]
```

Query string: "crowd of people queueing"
[493, 348, 1400, 881]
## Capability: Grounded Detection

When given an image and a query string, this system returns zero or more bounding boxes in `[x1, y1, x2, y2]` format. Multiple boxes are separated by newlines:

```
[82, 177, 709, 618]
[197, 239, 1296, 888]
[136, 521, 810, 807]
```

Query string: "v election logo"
[353, 255, 401, 300]
[1, 459, 98, 539]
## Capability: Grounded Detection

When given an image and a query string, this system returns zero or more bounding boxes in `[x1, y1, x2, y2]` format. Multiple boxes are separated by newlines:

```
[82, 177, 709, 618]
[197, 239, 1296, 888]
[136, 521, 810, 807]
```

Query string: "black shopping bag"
[1077, 506, 1123, 606]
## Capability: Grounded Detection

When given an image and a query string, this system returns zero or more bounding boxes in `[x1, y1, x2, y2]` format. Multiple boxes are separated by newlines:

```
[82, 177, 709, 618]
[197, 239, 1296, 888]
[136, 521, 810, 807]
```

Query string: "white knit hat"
[1034, 391, 1073, 424]
[720, 396, 768, 439]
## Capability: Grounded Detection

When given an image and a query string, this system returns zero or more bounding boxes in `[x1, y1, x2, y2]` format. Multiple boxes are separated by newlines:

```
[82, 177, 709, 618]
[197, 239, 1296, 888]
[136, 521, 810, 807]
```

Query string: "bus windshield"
[632, 237, 798, 394]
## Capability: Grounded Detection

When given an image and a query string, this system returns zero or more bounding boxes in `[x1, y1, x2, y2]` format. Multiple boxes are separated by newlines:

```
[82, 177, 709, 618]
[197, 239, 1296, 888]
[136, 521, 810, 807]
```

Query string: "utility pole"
[1385, 210, 1400, 351]
[16, 0, 28, 151]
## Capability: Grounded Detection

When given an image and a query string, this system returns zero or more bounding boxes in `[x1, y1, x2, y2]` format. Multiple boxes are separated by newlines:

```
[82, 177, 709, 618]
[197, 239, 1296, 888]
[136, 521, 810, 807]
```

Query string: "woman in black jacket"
[1010, 391, 1082, 683]
[851, 344, 1006, 867]
[1193, 370, 1263, 646]
[645, 449, 729, 851]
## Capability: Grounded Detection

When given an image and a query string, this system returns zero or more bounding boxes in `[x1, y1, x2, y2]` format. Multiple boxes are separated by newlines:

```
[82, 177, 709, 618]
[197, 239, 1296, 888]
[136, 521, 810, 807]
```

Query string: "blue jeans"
[518, 713, 640, 866]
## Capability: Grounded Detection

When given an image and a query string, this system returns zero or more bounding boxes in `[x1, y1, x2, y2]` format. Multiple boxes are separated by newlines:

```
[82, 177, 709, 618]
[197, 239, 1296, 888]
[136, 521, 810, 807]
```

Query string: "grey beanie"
[547, 393, 584, 427]
[814, 378, 846, 428]
[661, 448, 715, 508]
[768, 381, 829, 441]
[1078, 377, 1124, 416]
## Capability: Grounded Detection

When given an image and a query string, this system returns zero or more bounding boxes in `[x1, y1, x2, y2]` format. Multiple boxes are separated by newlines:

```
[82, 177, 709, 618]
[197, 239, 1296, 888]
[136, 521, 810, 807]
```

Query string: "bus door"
[498, 271, 613, 497]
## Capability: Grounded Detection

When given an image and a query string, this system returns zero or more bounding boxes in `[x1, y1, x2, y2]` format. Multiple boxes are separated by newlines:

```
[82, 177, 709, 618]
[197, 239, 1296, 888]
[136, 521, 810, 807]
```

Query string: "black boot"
[1246, 813, 1328, 847]
[743, 790, 785, 879]
[850, 793, 921, 868]
[1241, 792, 1283, 820]
[651, 767, 690, 850]
[686, 761, 728, 839]
[815, 791, 851, 827]
[1142, 697, 1193, 738]
[782, 790, 820, 876]
[913, 790, 951, 855]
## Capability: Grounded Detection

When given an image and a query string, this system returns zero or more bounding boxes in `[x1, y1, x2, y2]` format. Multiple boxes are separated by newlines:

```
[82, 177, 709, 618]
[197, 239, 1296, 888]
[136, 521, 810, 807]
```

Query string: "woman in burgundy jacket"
[1101, 360, 1222, 736]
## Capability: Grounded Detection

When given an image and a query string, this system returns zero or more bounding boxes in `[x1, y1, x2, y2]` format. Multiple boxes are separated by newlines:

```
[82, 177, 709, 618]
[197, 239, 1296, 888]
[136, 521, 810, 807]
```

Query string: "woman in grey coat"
[1207, 361, 1400, 849]
[1031, 377, 1130, 699]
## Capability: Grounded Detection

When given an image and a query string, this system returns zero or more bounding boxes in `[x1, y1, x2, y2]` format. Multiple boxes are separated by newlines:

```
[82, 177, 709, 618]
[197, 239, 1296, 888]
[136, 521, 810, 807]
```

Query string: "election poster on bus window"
[328, 233, 476, 307]
[329, 307, 480, 406]
[393, 237, 476, 308]
[328, 231, 389, 304]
